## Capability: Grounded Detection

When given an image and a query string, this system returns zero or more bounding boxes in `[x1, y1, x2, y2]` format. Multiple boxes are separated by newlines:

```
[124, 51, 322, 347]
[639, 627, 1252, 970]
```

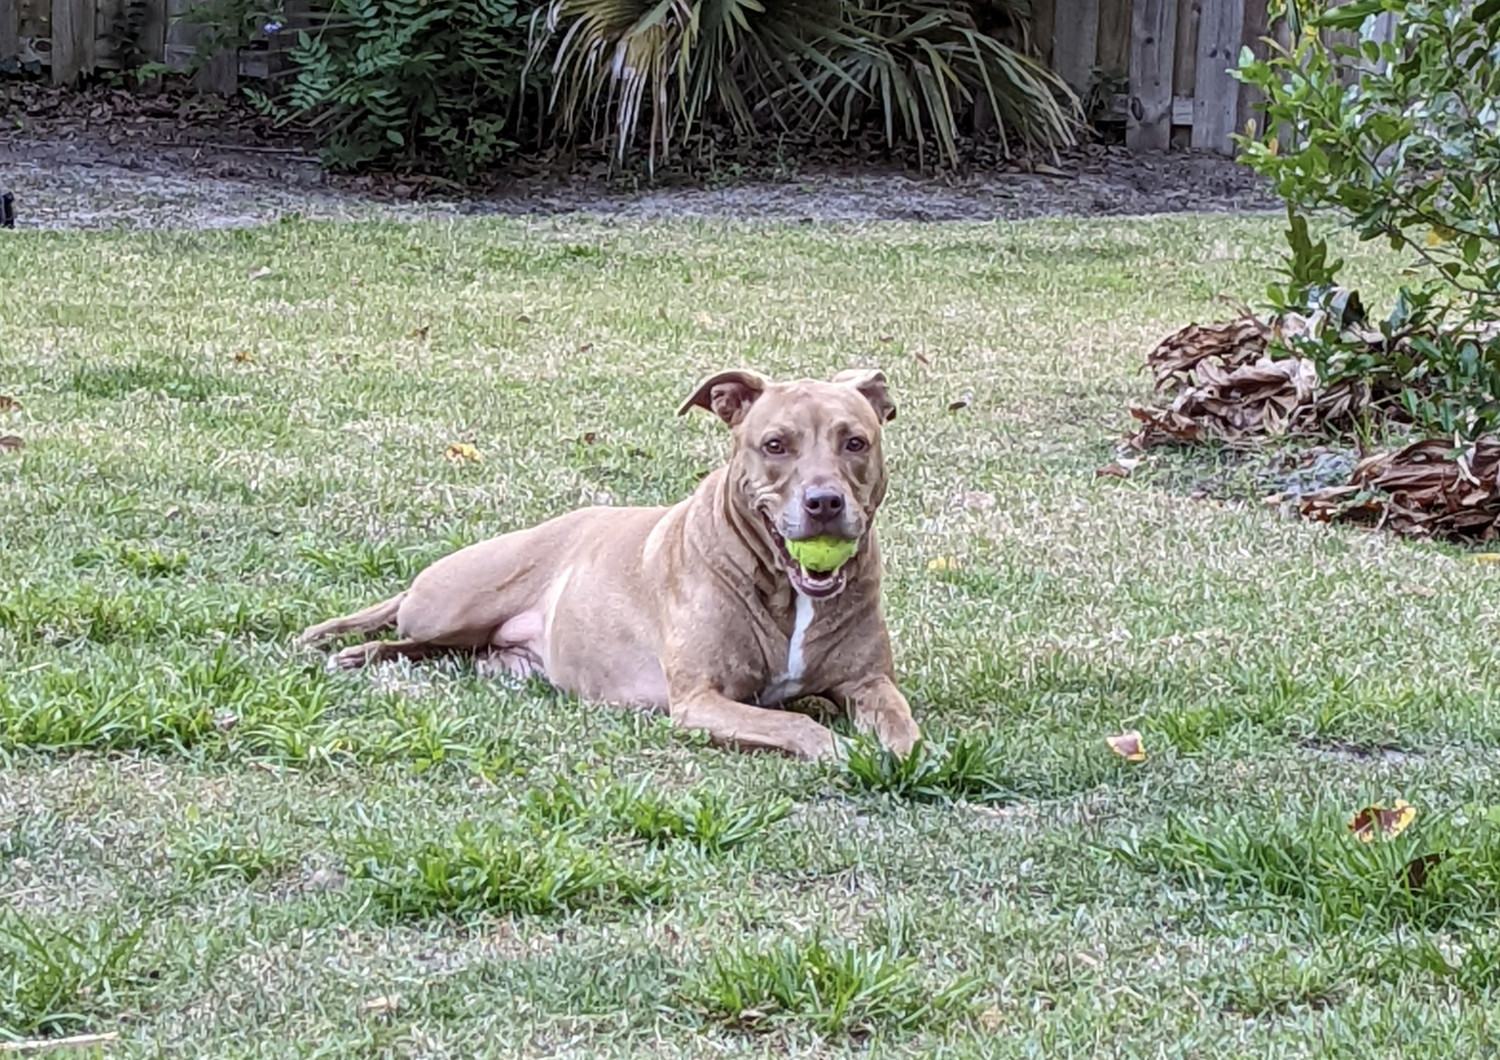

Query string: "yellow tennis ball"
[786, 535, 858, 573]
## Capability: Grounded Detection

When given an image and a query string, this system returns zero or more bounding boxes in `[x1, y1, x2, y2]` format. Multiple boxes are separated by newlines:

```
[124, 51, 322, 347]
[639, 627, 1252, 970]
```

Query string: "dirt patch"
[1, 83, 1278, 230]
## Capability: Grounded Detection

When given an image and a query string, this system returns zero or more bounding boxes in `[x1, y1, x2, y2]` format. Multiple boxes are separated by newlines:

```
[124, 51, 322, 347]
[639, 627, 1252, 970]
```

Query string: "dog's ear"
[677, 369, 771, 428]
[832, 368, 897, 423]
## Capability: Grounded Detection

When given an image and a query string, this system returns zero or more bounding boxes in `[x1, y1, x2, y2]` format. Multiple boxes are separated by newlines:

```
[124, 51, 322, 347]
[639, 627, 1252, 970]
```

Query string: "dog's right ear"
[677, 369, 771, 428]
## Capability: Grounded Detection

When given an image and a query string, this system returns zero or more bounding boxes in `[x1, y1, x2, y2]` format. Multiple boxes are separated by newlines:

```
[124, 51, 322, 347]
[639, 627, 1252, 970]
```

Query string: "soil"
[0, 82, 1280, 230]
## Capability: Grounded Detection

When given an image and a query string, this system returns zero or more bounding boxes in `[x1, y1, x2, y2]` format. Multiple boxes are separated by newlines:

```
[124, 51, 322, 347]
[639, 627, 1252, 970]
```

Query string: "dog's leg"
[669, 690, 837, 761]
[832, 675, 920, 756]
[328, 638, 437, 671]
[296, 593, 407, 648]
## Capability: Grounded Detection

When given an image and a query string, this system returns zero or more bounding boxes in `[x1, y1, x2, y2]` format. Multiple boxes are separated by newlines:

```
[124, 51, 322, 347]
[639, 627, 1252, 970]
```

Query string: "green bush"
[255, 0, 538, 178]
[1234, 0, 1500, 440]
[195, 0, 1076, 178]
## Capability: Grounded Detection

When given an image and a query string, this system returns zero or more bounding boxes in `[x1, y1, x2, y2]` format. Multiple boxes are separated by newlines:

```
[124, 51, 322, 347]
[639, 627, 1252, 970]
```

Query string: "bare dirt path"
[1, 85, 1278, 230]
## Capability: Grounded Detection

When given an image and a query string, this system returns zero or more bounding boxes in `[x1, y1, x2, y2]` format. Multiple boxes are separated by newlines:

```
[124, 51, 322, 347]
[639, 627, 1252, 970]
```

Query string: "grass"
[3, 212, 1500, 1055]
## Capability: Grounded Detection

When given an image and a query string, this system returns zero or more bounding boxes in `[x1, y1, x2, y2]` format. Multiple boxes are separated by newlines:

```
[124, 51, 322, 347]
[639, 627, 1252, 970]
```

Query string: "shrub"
[1233, 0, 1500, 440]
[252, 0, 539, 178]
[530, 0, 1081, 170]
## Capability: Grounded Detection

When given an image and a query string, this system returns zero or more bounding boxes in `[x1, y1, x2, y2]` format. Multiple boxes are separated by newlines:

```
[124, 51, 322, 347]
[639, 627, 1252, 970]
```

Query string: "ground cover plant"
[4, 213, 1500, 1055]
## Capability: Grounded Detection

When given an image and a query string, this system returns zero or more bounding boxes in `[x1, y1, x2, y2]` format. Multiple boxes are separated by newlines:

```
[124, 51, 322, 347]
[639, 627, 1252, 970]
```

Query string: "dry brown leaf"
[444, 443, 480, 464]
[408, 325, 430, 340]
[927, 556, 961, 572]
[1348, 799, 1416, 842]
[577, 343, 593, 353]
[516, 314, 532, 325]
[1106, 730, 1146, 762]
[914, 351, 931, 366]
[948, 395, 971, 411]
[977, 1007, 1004, 1031]
[233, 349, 255, 363]
[0, 396, 18, 412]
[0, 435, 23, 452]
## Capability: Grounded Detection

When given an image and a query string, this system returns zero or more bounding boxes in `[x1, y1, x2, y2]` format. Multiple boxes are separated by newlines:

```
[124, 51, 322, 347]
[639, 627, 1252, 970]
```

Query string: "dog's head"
[679, 368, 896, 598]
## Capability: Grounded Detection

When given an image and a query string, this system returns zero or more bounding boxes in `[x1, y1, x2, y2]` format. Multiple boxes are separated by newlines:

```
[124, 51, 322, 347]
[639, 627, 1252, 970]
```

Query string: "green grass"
[4, 213, 1500, 1055]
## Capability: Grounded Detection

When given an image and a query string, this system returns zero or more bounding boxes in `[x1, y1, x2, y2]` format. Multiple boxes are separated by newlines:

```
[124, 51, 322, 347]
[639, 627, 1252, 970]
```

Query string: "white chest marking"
[758, 593, 815, 705]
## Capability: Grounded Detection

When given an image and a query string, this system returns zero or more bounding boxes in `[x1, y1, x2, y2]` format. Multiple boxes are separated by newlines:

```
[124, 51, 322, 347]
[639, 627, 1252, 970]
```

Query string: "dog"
[296, 368, 921, 761]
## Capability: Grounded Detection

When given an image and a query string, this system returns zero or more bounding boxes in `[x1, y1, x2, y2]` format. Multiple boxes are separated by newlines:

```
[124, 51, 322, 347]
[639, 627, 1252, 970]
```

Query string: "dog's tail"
[296, 592, 407, 648]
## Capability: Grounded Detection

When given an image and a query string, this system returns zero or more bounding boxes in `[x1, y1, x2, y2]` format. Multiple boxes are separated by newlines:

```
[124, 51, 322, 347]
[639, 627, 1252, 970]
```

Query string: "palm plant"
[526, 0, 1082, 169]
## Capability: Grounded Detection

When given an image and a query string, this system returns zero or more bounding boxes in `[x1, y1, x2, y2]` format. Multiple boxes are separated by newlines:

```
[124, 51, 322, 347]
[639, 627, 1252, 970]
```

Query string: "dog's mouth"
[760, 512, 852, 599]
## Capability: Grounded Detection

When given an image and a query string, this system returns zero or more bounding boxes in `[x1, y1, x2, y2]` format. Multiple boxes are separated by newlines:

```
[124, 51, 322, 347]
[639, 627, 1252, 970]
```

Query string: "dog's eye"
[845, 437, 869, 453]
[762, 438, 786, 456]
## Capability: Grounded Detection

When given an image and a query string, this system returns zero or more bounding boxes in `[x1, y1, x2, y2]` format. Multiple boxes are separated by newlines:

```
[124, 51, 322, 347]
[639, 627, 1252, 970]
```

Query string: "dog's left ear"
[832, 368, 897, 423]
[677, 369, 771, 428]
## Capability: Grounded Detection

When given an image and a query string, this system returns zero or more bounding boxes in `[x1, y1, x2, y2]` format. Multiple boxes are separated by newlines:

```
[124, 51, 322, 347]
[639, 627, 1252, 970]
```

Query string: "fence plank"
[1097, 0, 1131, 81]
[49, 0, 92, 83]
[0, 0, 18, 64]
[1052, 0, 1101, 95]
[1190, 0, 1244, 152]
[1128, 0, 1178, 149]
[137, 0, 165, 63]
[1173, 0, 1200, 99]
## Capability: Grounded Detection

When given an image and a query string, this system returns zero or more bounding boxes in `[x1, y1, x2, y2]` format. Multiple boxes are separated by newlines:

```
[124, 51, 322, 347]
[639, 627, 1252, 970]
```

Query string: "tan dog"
[296, 368, 920, 761]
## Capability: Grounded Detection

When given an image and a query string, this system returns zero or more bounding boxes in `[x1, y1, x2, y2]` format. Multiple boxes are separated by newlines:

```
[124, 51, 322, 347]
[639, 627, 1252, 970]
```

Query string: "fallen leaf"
[977, 1007, 1004, 1031]
[582, 432, 598, 444]
[248, 266, 273, 280]
[350, 277, 364, 287]
[1401, 851, 1445, 890]
[516, 314, 532, 325]
[948, 395, 971, 411]
[657, 307, 667, 320]
[1033, 162, 1069, 177]
[0, 434, 23, 452]
[407, 325, 429, 340]
[577, 343, 593, 353]
[0, 395, 18, 412]
[359, 995, 400, 1014]
[444, 443, 480, 463]
[1348, 799, 1416, 842]
[1106, 730, 1146, 762]
[914, 351, 931, 366]
[693, 311, 715, 327]
[233, 349, 255, 363]
[213, 712, 239, 732]
[1475, 554, 1500, 564]
[927, 556, 961, 572]
[879, 333, 894, 343]
[1405, 584, 1437, 598]
[1095, 456, 1143, 479]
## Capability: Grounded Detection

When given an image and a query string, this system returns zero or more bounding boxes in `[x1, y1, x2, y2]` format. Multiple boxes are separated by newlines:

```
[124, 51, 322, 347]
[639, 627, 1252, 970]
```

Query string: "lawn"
[3, 213, 1500, 1058]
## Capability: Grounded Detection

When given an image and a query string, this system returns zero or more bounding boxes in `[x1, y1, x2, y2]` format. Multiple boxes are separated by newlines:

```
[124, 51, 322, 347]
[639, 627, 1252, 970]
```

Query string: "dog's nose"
[802, 488, 845, 521]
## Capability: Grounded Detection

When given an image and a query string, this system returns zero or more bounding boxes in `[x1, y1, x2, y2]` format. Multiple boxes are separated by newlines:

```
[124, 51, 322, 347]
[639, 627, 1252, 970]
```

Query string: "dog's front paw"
[788, 716, 839, 762]
[875, 712, 921, 758]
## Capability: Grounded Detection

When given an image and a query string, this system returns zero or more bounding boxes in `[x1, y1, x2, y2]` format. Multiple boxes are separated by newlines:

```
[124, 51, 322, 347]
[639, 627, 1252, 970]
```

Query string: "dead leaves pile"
[1125, 313, 1368, 451]
[1115, 313, 1500, 544]
[1297, 438, 1500, 543]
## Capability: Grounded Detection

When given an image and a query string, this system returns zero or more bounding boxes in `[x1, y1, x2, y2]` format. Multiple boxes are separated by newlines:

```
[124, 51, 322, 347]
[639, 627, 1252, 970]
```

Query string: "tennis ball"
[786, 535, 858, 573]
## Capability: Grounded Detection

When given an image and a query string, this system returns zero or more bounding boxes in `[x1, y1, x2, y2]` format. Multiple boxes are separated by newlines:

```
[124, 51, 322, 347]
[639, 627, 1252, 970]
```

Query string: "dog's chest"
[755, 594, 816, 705]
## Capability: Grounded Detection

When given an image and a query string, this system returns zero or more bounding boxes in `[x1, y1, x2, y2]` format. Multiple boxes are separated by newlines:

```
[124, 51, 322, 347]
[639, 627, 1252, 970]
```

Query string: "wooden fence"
[1036, 0, 1399, 153]
[0, 0, 288, 94]
[1, 0, 1397, 156]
